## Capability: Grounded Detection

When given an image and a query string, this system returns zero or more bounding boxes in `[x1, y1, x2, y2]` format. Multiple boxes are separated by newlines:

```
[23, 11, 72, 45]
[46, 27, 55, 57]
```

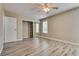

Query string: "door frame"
[4, 16, 17, 43]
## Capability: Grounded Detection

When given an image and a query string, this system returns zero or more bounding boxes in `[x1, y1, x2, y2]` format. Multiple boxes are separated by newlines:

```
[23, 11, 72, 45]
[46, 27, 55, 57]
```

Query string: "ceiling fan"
[35, 3, 58, 13]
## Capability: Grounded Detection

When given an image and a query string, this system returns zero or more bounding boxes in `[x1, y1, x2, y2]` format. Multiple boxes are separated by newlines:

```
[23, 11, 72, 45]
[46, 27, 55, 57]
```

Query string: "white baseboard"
[37, 35, 79, 46]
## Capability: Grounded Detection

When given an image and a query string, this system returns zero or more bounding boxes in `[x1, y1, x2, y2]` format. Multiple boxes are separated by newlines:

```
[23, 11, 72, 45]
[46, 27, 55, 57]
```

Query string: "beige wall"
[40, 7, 79, 43]
[0, 4, 4, 54]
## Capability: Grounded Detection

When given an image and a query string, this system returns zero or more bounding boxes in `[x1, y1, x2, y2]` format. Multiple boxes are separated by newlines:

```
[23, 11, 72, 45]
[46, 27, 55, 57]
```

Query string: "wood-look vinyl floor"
[1, 38, 79, 56]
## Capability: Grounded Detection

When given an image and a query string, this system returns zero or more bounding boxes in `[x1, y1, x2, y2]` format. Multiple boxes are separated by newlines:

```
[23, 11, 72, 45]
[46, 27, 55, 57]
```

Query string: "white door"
[4, 17, 17, 43]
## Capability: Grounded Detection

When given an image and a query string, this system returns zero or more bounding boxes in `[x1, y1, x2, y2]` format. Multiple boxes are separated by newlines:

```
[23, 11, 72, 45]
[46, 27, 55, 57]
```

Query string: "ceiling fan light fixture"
[36, 3, 58, 13]
[43, 7, 50, 12]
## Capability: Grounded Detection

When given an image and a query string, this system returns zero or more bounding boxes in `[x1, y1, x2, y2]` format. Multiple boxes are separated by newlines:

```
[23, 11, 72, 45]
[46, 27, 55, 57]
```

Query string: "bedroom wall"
[5, 11, 40, 40]
[40, 7, 79, 43]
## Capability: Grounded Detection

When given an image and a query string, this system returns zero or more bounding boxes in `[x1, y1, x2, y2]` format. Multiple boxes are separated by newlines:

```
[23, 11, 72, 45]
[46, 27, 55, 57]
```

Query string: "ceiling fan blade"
[52, 7, 59, 9]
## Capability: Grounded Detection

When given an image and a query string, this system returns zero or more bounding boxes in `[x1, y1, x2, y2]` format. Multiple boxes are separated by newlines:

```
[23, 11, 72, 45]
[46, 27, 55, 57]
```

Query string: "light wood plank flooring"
[1, 37, 79, 56]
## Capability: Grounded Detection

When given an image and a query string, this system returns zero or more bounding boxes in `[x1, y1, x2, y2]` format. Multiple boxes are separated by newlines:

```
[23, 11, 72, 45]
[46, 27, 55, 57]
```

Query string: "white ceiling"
[3, 3, 79, 20]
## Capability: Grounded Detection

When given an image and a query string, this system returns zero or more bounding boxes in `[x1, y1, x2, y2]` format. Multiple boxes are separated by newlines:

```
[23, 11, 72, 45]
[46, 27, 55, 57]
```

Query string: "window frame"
[36, 23, 39, 33]
[42, 20, 48, 33]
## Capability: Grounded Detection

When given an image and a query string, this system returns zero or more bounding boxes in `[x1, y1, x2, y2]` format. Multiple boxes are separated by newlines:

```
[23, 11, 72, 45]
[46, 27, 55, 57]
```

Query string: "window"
[36, 23, 39, 33]
[42, 20, 48, 33]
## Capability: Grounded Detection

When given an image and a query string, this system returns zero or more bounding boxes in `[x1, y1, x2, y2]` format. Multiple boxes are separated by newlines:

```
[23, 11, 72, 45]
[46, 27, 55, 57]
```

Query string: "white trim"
[0, 45, 3, 54]
[37, 35, 79, 46]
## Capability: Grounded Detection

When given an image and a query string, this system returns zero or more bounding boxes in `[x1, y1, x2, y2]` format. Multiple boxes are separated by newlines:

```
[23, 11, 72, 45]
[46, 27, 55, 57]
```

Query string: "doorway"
[4, 16, 17, 43]
[23, 21, 33, 39]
